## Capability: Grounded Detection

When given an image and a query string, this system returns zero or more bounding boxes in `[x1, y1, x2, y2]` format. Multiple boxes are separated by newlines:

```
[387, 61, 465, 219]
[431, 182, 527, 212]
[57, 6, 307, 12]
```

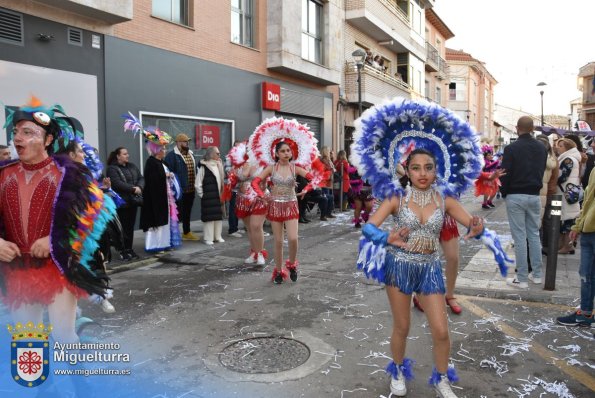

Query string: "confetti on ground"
[479, 356, 509, 377]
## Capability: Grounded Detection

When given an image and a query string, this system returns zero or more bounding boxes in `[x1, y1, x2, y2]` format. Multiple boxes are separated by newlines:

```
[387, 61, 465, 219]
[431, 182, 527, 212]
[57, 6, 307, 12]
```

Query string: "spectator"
[556, 138, 582, 254]
[373, 55, 382, 70]
[319, 147, 336, 220]
[107, 147, 144, 261]
[334, 150, 351, 211]
[535, 135, 559, 253]
[297, 175, 328, 224]
[196, 146, 225, 245]
[378, 57, 387, 73]
[564, 134, 587, 178]
[139, 134, 181, 253]
[164, 133, 199, 241]
[365, 50, 373, 66]
[582, 137, 595, 189]
[224, 140, 244, 238]
[500, 116, 547, 289]
[556, 167, 595, 327]
[0, 144, 10, 161]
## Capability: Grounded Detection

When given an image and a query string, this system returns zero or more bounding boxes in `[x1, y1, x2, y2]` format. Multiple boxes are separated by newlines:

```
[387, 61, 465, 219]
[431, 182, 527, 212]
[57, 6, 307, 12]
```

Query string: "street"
[73, 199, 594, 398]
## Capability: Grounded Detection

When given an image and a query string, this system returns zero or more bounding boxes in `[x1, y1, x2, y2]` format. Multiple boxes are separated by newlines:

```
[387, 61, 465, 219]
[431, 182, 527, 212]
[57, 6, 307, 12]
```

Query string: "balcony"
[425, 42, 448, 80]
[34, 0, 132, 24]
[345, 0, 425, 60]
[344, 62, 411, 106]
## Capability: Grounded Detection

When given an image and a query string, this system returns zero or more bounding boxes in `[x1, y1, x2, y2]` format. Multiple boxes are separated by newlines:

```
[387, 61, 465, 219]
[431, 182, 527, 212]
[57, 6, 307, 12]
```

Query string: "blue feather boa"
[386, 358, 415, 381]
[349, 98, 482, 200]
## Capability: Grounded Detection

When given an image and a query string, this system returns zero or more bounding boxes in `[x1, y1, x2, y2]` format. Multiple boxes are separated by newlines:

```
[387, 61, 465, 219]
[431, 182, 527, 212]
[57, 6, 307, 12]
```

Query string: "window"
[449, 80, 467, 101]
[152, 0, 189, 26]
[435, 86, 441, 104]
[424, 80, 430, 99]
[301, 0, 322, 63]
[231, 0, 253, 47]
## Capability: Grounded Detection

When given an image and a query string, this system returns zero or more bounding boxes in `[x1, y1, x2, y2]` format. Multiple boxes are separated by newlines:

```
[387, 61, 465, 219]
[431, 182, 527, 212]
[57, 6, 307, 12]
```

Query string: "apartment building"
[445, 48, 497, 144]
[424, 8, 453, 107]
[0, 0, 343, 164]
[342, 0, 434, 151]
[577, 62, 595, 129]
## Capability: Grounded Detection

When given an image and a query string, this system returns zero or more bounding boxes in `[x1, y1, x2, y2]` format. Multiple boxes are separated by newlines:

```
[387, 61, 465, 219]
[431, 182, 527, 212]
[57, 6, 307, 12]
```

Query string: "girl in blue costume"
[352, 98, 512, 398]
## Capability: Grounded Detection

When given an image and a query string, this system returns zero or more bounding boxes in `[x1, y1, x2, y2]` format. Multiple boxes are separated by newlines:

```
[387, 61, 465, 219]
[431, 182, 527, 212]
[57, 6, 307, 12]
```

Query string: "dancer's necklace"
[410, 186, 434, 208]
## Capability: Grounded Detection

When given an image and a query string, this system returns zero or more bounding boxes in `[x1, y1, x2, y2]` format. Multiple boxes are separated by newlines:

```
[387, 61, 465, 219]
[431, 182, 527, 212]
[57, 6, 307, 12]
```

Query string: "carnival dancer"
[61, 139, 120, 314]
[0, 97, 116, 343]
[224, 141, 269, 265]
[352, 98, 512, 397]
[475, 145, 502, 209]
[123, 113, 182, 253]
[348, 166, 374, 228]
[248, 118, 321, 284]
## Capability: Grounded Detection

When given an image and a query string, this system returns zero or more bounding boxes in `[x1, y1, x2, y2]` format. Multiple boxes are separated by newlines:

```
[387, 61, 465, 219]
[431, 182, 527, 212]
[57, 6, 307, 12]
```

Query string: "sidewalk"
[111, 202, 583, 306]
[455, 199, 582, 306]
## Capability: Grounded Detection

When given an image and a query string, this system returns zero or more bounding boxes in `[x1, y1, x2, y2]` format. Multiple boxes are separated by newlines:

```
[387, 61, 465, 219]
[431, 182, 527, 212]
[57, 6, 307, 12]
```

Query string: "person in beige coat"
[195, 146, 225, 245]
[536, 135, 559, 218]
[555, 138, 582, 254]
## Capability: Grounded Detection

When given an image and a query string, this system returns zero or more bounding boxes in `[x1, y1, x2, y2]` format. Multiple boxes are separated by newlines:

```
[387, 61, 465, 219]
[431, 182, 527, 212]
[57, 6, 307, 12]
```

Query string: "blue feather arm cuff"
[357, 224, 389, 282]
[471, 227, 514, 277]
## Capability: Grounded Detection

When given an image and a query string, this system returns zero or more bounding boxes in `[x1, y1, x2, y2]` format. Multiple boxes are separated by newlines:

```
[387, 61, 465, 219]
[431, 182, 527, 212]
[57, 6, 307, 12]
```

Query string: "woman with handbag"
[555, 138, 582, 254]
[107, 147, 144, 261]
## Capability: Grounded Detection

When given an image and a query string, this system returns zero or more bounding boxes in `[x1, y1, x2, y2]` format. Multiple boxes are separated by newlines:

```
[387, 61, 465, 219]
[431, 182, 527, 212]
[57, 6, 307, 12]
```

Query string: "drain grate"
[219, 336, 310, 374]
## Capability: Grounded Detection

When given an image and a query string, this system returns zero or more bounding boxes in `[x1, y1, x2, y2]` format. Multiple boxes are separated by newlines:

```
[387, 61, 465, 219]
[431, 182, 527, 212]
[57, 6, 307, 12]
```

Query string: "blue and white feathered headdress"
[349, 97, 482, 199]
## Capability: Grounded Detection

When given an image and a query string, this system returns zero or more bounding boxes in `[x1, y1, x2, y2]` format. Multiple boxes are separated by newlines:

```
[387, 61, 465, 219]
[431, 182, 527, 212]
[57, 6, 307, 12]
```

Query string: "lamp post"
[537, 82, 547, 126]
[352, 49, 366, 117]
[567, 114, 572, 131]
[465, 109, 471, 122]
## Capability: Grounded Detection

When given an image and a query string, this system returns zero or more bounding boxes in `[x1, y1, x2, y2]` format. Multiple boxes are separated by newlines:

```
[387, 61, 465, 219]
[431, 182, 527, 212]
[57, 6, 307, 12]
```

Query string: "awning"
[535, 126, 595, 137]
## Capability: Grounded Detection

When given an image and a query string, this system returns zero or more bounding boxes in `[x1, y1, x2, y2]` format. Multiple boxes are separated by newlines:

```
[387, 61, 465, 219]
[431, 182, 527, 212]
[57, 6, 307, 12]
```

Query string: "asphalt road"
[73, 209, 595, 398]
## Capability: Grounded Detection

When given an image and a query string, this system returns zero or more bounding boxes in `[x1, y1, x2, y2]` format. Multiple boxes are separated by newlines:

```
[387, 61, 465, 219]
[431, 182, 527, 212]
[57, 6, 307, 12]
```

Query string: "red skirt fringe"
[440, 214, 460, 242]
[474, 178, 500, 197]
[235, 195, 268, 219]
[0, 259, 88, 310]
[267, 200, 299, 222]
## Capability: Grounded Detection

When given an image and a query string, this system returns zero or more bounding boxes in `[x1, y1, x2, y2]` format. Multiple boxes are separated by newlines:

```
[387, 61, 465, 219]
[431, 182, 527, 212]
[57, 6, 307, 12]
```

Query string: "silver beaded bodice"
[270, 163, 297, 201]
[393, 188, 444, 253]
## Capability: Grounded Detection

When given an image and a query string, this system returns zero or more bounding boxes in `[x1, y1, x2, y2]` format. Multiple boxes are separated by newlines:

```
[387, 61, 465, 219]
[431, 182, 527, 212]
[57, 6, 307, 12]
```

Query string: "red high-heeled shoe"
[412, 295, 424, 312]
[445, 296, 462, 314]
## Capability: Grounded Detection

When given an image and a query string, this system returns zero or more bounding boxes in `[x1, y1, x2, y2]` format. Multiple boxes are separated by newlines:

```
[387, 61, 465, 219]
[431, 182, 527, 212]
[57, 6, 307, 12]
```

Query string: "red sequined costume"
[439, 214, 460, 242]
[267, 163, 299, 222]
[0, 158, 87, 309]
[235, 170, 268, 219]
[474, 159, 501, 197]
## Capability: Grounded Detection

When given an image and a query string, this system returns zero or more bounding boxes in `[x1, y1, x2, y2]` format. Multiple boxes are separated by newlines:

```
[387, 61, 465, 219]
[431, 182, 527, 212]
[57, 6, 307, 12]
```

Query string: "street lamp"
[567, 114, 572, 131]
[464, 109, 471, 122]
[352, 49, 366, 117]
[537, 82, 547, 126]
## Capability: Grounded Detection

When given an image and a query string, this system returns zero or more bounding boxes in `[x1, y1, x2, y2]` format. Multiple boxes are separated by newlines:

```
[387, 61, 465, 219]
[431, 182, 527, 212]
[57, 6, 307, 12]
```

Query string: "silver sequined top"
[392, 188, 444, 254]
[236, 168, 254, 195]
[270, 163, 297, 201]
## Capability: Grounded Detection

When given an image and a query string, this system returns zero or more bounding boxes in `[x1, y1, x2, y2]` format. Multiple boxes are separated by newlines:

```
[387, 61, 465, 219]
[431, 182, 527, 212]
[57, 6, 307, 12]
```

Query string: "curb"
[106, 257, 159, 275]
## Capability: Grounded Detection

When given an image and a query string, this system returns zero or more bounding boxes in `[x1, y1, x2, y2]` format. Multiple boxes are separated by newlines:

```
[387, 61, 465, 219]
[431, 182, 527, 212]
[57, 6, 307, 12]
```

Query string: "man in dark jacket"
[164, 133, 198, 240]
[500, 116, 548, 289]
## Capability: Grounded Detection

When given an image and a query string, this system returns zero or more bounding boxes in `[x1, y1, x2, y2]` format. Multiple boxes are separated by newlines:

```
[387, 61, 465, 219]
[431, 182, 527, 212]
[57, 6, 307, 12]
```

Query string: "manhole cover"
[219, 337, 310, 374]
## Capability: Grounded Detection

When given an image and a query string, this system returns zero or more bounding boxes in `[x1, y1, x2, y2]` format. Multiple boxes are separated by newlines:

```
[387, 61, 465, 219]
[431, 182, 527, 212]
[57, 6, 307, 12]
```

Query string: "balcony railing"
[344, 62, 411, 105]
[425, 42, 449, 79]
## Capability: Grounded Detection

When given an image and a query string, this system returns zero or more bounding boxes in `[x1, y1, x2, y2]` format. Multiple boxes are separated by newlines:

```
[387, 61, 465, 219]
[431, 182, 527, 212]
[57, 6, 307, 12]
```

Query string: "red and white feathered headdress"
[227, 141, 249, 168]
[248, 117, 319, 168]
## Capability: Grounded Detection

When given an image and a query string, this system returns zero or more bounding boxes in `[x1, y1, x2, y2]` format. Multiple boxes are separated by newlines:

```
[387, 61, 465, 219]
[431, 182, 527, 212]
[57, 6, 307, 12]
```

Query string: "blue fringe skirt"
[383, 247, 445, 295]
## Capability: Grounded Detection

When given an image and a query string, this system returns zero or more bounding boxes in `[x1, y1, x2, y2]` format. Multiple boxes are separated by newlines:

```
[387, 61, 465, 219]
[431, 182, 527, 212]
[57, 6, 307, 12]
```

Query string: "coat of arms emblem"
[8, 322, 52, 387]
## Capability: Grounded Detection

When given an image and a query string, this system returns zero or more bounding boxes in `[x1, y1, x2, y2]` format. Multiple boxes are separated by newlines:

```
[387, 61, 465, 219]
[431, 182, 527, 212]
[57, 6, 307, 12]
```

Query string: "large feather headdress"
[349, 97, 482, 199]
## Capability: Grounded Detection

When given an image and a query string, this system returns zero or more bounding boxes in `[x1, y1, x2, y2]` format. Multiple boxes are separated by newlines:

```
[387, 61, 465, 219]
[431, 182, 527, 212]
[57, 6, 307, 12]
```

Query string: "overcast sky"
[433, 0, 595, 117]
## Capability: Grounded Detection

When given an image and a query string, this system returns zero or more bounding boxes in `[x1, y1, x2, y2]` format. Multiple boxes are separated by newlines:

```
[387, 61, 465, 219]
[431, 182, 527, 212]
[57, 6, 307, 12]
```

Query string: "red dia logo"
[262, 82, 281, 110]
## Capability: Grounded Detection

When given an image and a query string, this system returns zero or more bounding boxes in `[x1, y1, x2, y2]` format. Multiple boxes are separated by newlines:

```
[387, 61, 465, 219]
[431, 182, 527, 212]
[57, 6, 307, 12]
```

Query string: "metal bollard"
[544, 194, 562, 291]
